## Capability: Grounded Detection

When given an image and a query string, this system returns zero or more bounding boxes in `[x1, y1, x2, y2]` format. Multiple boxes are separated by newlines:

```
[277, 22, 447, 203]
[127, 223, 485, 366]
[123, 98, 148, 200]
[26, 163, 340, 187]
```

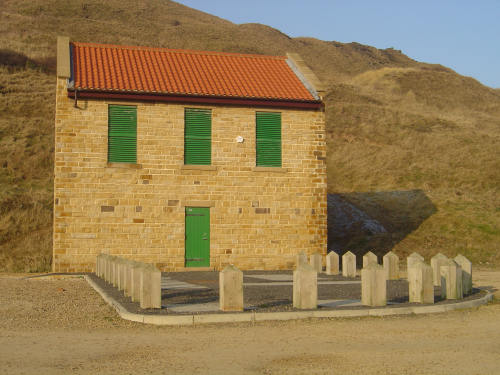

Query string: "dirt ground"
[0, 269, 499, 375]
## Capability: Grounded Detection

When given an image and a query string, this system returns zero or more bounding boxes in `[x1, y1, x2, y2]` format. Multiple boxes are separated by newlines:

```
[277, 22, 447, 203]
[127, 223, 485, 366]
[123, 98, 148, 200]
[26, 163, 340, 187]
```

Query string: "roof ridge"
[70, 42, 287, 60]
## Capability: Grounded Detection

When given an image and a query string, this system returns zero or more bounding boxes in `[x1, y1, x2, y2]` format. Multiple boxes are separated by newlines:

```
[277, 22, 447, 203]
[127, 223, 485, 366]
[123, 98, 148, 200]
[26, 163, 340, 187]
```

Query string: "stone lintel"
[181, 201, 216, 208]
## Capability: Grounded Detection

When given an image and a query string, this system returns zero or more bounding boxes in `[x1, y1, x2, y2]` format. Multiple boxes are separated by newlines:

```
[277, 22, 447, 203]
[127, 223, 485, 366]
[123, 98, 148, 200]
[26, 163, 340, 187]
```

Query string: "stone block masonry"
[53, 78, 327, 272]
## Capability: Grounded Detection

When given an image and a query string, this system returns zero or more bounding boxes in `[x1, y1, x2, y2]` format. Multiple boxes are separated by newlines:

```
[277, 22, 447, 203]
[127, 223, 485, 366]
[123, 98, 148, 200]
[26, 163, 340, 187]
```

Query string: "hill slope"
[1, 0, 499, 271]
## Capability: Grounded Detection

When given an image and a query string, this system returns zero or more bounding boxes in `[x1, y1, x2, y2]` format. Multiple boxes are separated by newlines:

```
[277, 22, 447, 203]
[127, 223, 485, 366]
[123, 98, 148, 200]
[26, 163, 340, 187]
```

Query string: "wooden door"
[185, 207, 210, 267]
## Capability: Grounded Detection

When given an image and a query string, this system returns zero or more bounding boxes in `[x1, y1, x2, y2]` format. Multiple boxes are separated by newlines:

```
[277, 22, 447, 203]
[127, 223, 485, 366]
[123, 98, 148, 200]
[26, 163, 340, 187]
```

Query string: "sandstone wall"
[54, 78, 327, 272]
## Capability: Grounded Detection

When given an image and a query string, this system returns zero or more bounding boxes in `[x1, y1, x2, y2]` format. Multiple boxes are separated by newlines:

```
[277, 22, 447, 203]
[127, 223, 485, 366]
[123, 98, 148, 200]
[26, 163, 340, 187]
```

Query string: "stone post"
[117, 258, 128, 291]
[309, 251, 323, 273]
[96, 254, 105, 278]
[342, 251, 356, 277]
[408, 260, 434, 304]
[383, 251, 399, 280]
[293, 263, 317, 309]
[431, 253, 448, 286]
[140, 264, 162, 309]
[326, 251, 339, 275]
[131, 261, 147, 302]
[407, 252, 424, 270]
[454, 255, 472, 295]
[102, 255, 109, 281]
[363, 251, 378, 268]
[100, 254, 109, 279]
[361, 262, 387, 307]
[219, 264, 244, 312]
[124, 259, 137, 298]
[105, 255, 118, 284]
[441, 259, 463, 300]
[95, 253, 102, 277]
[297, 251, 308, 268]
[112, 257, 122, 287]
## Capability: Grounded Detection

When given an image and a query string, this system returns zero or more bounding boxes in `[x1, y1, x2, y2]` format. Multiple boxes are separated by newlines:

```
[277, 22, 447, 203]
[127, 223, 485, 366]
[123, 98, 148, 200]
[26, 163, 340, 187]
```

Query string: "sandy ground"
[0, 269, 499, 375]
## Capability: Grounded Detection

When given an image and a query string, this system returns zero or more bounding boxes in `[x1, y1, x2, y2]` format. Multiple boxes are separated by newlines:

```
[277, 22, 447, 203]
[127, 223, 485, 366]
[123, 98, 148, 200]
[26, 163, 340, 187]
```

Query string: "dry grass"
[0, 0, 499, 271]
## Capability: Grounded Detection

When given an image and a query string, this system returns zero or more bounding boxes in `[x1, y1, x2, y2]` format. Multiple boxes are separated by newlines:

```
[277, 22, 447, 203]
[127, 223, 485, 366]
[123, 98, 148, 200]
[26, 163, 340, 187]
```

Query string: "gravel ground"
[0, 269, 499, 375]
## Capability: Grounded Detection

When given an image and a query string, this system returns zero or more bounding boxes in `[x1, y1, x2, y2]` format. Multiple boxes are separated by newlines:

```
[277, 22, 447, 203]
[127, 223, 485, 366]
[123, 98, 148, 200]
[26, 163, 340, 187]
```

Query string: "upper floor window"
[256, 112, 282, 167]
[108, 105, 137, 163]
[184, 108, 212, 165]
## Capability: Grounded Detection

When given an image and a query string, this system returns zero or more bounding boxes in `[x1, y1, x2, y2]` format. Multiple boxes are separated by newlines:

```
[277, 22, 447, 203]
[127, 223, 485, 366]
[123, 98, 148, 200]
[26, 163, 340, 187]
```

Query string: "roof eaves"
[67, 88, 322, 106]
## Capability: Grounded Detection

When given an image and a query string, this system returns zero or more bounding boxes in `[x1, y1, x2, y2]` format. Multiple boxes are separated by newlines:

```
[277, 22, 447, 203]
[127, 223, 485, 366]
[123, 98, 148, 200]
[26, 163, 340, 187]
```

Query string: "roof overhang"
[67, 89, 323, 109]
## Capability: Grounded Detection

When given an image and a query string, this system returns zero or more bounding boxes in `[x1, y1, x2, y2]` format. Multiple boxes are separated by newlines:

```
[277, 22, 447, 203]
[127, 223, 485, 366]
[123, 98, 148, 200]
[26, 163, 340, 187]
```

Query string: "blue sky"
[175, 0, 500, 89]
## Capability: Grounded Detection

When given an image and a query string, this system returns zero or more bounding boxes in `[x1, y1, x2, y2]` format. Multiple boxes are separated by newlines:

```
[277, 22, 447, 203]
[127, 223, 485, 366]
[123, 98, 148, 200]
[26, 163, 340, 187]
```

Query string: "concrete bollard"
[454, 254, 472, 295]
[105, 255, 118, 284]
[293, 263, 317, 309]
[95, 254, 102, 277]
[309, 251, 323, 273]
[361, 261, 387, 307]
[117, 258, 128, 291]
[124, 259, 137, 297]
[407, 252, 424, 270]
[408, 260, 434, 304]
[219, 264, 244, 312]
[112, 257, 122, 287]
[431, 253, 448, 287]
[326, 251, 339, 275]
[99, 254, 109, 279]
[342, 251, 356, 277]
[363, 251, 378, 268]
[383, 251, 399, 280]
[441, 259, 463, 300]
[96, 254, 106, 278]
[140, 264, 162, 309]
[131, 261, 147, 302]
[101, 254, 112, 281]
[297, 251, 308, 268]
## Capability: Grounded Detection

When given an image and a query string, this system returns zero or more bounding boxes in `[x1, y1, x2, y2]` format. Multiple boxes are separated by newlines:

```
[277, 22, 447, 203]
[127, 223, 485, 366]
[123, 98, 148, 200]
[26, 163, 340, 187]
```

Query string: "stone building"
[54, 36, 327, 272]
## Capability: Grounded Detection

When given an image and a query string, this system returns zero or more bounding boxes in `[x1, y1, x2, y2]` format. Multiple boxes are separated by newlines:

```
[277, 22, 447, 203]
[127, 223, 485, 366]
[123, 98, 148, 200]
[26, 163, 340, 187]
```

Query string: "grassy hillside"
[0, 0, 499, 271]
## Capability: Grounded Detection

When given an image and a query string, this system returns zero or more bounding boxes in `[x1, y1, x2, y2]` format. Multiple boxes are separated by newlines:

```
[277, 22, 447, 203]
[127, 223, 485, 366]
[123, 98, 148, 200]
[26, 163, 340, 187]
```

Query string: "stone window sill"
[106, 163, 142, 169]
[253, 167, 288, 173]
[180, 165, 218, 171]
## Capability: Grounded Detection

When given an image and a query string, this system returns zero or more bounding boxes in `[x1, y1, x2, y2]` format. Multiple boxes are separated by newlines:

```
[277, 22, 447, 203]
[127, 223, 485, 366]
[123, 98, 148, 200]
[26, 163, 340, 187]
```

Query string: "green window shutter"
[108, 105, 137, 163]
[256, 112, 281, 167]
[185, 108, 211, 165]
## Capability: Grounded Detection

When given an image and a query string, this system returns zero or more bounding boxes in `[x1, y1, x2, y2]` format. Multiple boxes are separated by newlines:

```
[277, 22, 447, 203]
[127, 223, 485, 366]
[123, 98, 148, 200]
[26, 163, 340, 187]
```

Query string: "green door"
[185, 207, 210, 267]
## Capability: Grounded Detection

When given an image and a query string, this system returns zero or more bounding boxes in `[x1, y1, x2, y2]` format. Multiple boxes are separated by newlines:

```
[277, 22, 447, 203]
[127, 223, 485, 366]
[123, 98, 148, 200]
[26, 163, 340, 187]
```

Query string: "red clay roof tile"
[71, 42, 316, 101]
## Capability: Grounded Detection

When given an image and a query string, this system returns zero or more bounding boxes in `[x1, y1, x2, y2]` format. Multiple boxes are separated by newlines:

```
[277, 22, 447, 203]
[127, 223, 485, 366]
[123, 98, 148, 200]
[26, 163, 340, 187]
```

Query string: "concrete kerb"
[82, 276, 493, 326]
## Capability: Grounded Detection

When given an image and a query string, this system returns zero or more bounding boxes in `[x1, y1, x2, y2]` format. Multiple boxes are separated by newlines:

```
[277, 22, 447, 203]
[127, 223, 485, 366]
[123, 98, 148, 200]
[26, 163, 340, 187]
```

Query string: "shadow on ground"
[328, 189, 437, 265]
